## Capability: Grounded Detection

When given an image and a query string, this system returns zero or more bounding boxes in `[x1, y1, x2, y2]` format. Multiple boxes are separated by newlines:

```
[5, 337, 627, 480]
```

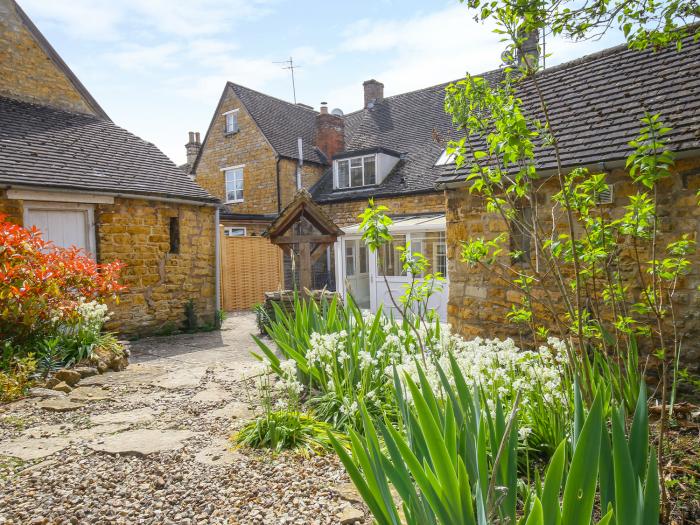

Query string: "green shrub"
[0, 355, 36, 403]
[234, 410, 347, 455]
[253, 292, 434, 430]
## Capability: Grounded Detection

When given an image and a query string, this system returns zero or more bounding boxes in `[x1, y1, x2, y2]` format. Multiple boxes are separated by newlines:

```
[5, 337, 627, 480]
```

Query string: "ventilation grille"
[595, 184, 614, 205]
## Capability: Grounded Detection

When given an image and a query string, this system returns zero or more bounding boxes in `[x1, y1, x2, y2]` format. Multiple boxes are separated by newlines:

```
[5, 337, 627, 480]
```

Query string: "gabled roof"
[0, 97, 218, 204]
[311, 69, 504, 204]
[437, 35, 700, 185]
[10, 0, 109, 121]
[265, 189, 342, 239]
[228, 83, 326, 165]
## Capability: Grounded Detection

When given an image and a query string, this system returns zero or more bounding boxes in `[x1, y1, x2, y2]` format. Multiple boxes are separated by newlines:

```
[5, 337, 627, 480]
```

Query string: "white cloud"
[20, 0, 278, 41]
[328, 5, 503, 111]
[104, 42, 181, 71]
[328, 4, 626, 111]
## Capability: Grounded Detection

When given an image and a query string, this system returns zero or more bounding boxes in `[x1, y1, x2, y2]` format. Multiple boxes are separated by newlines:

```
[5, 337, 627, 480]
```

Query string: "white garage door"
[24, 202, 95, 255]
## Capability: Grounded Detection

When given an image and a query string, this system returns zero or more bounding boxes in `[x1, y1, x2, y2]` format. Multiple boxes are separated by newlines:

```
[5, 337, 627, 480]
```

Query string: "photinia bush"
[0, 214, 125, 348]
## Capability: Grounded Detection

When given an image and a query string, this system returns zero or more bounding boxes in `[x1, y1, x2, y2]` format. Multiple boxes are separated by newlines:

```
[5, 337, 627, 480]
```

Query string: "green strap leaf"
[562, 390, 603, 525]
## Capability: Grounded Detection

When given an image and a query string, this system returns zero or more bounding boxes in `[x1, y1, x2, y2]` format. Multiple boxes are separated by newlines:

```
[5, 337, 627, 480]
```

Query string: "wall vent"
[595, 184, 614, 205]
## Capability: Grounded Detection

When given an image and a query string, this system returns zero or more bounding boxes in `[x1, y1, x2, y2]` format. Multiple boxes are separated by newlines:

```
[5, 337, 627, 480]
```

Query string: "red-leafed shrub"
[0, 214, 125, 347]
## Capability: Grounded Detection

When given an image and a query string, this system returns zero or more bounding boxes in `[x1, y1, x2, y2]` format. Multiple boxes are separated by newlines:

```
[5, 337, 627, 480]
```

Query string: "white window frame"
[345, 244, 356, 277]
[23, 201, 96, 258]
[223, 109, 239, 134]
[222, 165, 244, 203]
[434, 241, 447, 277]
[224, 226, 246, 237]
[334, 154, 377, 189]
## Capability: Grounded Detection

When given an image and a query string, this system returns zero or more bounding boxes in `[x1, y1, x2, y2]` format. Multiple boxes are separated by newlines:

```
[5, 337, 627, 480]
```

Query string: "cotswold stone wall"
[0, 0, 96, 115]
[278, 158, 325, 211]
[195, 86, 325, 224]
[322, 192, 446, 227]
[445, 158, 700, 371]
[97, 198, 217, 336]
[0, 193, 22, 223]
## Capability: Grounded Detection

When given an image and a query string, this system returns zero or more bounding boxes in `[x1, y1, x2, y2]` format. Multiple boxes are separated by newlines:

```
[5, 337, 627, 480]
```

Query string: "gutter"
[275, 156, 282, 213]
[434, 148, 700, 191]
[214, 207, 221, 325]
[2, 184, 220, 207]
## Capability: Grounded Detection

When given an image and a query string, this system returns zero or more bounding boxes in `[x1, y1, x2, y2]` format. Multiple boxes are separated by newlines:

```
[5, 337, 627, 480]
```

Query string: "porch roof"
[342, 213, 445, 235]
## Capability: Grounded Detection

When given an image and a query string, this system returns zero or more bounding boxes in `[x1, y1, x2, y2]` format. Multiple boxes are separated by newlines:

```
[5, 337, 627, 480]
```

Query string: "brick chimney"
[315, 102, 344, 162]
[363, 79, 384, 108]
[185, 131, 201, 165]
[518, 29, 539, 69]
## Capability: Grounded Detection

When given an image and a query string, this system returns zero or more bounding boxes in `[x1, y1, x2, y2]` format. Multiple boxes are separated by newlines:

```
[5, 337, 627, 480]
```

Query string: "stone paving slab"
[194, 438, 243, 466]
[69, 386, 113, 402]
[90, 407, 156, 426]
[87, 429, 196, 457]
[152, 367, 208, 390]
[0, 437, 72, 461]
[37, 398, 85, 412]
[191, 384, 230, 404]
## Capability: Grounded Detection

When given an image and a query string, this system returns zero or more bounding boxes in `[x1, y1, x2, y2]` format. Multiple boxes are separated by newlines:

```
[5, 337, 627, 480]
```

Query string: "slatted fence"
[220, 228, 284, 311]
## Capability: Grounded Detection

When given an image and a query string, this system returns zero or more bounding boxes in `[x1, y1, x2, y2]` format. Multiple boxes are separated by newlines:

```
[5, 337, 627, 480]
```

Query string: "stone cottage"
[435, 36, 700, 366]
[191, 79, 451, 313]
[0, 0, 220, 335]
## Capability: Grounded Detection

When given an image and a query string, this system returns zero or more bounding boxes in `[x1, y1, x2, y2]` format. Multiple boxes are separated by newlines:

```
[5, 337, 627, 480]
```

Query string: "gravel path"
[0, 313, 369, 525]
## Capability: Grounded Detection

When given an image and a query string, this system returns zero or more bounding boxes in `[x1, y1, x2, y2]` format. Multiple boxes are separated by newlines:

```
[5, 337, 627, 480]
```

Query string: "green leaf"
[612, 408, 641, 525]
[562, 390, 603, 525]
[629, 381, 649, 481]
[525, 497, 544, 525]
[542, 440, 565, 525]
[642, 450, 660, 525]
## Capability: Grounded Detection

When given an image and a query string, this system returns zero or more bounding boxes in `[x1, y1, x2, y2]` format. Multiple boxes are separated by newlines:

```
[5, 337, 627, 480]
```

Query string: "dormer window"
[223, 109, 239, 134]
[335, 155, 376, 189]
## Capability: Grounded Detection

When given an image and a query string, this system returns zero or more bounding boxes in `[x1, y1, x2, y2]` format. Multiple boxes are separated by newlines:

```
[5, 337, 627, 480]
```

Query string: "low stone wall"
[322, 191, 446, 227]
[97, 198, 217, 337]
[258, 289, 340, 332]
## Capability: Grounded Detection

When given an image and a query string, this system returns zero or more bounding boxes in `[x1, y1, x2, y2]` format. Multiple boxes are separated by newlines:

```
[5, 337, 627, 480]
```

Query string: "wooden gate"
[220, 228, 284, 311]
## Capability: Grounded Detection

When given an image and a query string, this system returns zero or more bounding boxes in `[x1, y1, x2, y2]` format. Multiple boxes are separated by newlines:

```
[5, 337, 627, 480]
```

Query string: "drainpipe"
[214, 207, 221, 327]
[275, 156, 282, 213]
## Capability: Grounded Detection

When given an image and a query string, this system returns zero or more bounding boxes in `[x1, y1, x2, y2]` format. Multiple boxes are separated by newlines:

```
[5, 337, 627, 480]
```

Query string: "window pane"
[436, 243, 447, 276]
[359, 245, 368, 274]
[350, 162, 363, 187]
[345, 246, 355, 276]
[337, 160, 349, 188]
[225, 112, 238, 133]
[225, 227, 245, 237]
[378, 235, 406, 276]
[225, 168, 243, 202]
[363, 156, 376, 185]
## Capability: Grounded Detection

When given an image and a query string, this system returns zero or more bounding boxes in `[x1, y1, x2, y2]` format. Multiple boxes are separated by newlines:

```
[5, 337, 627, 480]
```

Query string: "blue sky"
[20, 0, 625, 165]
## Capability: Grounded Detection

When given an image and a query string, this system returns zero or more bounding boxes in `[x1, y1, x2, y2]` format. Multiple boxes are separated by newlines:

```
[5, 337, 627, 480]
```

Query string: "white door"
[24, 202, 95, 256]
[344, 238, 371, 309]
[374, 231, 450, 321]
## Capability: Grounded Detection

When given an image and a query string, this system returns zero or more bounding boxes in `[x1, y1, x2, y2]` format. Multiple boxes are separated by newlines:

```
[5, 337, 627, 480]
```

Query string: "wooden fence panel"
[220, 229, 284, 311]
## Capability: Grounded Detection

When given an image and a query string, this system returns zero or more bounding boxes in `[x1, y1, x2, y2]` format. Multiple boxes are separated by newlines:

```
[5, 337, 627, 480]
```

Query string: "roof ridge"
[226, 81, 319, 114]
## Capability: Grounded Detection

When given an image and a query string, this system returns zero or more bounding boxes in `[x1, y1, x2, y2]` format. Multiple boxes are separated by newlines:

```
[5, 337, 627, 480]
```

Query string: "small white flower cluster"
[277, 358, 303, 395]
[75, 298, 110, 330]
[393, 331, 570, 441]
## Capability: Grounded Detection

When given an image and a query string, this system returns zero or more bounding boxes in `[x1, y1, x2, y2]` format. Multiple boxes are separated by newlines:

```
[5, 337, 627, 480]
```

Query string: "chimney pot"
[315, 107, 344, 163]
[518, 29, 539, 69]
[363, 79, 384, 108]
[185, 131, 202, 166]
